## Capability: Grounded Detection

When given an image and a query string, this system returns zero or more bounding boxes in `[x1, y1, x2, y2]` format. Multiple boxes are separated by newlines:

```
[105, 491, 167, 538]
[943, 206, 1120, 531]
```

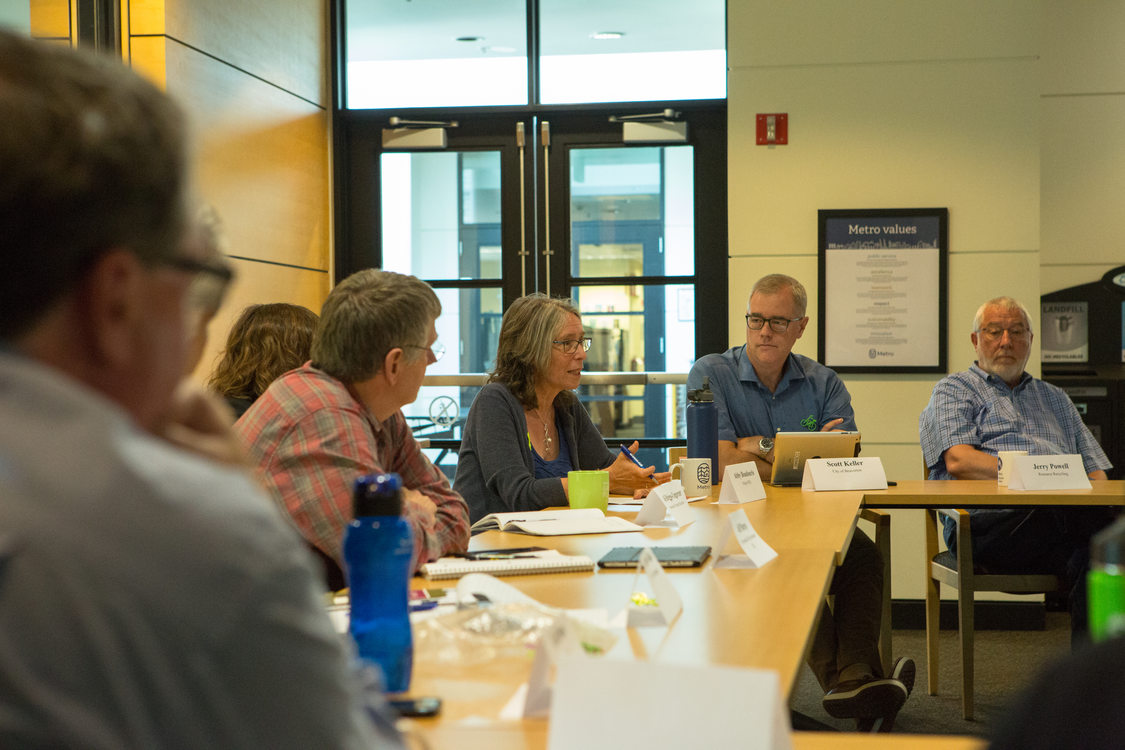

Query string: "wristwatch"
[758, 436, 774, 455]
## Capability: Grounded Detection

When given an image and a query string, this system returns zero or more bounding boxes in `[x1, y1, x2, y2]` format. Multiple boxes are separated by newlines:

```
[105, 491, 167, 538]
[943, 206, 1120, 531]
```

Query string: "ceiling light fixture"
[590, 31, 625, 40]
[455, 36, 484, 43]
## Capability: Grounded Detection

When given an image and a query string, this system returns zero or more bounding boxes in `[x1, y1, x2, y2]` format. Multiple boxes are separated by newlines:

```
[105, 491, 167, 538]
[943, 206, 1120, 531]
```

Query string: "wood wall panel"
[127, 34, 167, 87]
[191, 260, 329, 382]
[29, 0, 70, 39]
[165, 0, 325, 106]
[126, 0, 165, 35]
[163, 41, 330, 273]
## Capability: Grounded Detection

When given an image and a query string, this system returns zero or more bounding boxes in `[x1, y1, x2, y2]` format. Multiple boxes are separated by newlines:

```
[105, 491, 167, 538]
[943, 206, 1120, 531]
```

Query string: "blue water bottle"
[686, 376, 719, 484]
[344, 472, 414, 693]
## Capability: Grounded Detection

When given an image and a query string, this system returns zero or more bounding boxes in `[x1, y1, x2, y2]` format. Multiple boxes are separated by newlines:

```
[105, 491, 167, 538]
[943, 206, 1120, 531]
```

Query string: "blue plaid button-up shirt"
[919, 363, 1111, 538]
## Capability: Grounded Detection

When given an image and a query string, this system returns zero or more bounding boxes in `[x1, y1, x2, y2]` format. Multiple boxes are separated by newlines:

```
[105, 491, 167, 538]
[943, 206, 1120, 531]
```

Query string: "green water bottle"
[1088, 516, 1125, 642]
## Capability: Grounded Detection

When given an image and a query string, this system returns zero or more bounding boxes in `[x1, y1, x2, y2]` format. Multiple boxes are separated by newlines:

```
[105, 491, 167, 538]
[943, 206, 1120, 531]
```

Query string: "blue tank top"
[532, 419, 572, 478]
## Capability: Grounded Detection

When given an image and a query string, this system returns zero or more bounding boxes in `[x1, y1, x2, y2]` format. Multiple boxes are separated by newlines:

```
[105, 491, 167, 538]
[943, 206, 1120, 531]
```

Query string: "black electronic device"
[597, 546, 711, 569]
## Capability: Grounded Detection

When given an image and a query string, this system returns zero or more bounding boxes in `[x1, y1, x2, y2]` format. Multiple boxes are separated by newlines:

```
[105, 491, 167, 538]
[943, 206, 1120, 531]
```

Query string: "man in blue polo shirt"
[920, 296, 1113, 638]
[689, 274, 912, 731]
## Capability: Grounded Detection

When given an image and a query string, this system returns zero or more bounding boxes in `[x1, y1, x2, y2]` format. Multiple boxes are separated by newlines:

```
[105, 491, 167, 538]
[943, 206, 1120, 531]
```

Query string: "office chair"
[924, 507, 1063, 719]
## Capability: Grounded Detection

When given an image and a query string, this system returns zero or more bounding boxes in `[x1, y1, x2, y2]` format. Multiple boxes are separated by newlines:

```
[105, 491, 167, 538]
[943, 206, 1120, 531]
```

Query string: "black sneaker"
[891, 656, 916, 698]
[822, 677, 907, 719]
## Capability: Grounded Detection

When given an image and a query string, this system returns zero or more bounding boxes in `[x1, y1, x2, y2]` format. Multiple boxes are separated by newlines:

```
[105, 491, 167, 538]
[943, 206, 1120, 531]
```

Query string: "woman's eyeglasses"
[552, 337, 592, 354]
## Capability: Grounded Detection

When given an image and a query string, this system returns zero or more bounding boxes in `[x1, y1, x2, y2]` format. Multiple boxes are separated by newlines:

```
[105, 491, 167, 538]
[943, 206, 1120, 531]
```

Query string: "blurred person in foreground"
[455, 293, 669, 522]
[208, 303, 319, 418]
[0, 31, 402, 748]
[235, 269, 470, 586]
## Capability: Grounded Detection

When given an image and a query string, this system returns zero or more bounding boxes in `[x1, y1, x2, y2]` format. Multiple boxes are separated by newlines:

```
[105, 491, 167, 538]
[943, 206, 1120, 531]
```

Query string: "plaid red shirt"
[234, 363, 469, 572]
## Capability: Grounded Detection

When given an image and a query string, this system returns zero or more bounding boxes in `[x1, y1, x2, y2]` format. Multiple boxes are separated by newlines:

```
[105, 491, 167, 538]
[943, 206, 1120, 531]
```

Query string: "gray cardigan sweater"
[454, 382, 614, 524]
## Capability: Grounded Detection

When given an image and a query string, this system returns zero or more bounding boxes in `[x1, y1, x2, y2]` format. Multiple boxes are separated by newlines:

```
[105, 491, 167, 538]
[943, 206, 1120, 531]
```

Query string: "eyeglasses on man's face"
[402, 340, 446, 362]
[745, 314, 803, 333]
[159, 255, 235, 313]
[552, 337, 592, 355]
[976, 326, 1030, 343]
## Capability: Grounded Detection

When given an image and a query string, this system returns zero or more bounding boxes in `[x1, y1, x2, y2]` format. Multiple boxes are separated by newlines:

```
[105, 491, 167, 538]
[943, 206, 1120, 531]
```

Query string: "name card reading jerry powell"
[718, 461, 768, 504]
[801, 457, 888, 491]
[1007, 454, 1092, 491]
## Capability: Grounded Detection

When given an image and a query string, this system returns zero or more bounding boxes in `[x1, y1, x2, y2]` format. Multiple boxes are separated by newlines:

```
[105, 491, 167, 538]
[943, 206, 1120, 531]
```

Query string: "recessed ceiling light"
[590, 31, 625, 40]
[455, 36, 484, 43]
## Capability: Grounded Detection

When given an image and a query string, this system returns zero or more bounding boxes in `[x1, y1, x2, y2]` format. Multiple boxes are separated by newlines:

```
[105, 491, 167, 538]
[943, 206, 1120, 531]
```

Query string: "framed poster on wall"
[817, 208, 948, 373]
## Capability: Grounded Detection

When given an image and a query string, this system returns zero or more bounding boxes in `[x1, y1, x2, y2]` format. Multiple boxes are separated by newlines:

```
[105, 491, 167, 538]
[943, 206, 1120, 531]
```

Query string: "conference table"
[404, 480, 1123, 748]
[404, 478, 1125, 748]
[860, 479, 1124, 509]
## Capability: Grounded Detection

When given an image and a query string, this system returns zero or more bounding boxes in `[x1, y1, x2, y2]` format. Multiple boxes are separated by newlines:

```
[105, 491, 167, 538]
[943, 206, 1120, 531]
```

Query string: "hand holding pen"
[616, 441, 664, 488]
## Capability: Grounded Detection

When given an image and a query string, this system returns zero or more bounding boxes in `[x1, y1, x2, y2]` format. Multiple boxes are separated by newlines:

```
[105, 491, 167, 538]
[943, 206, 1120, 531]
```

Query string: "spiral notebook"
[419, 550, 595, 580]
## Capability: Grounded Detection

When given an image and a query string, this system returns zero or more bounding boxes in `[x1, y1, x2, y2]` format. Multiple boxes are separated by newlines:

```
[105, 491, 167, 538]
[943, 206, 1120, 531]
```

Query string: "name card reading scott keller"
[718, 461, 768, 504]
[801, 457, 888, 491]
[1007, 454, 1092, 490]
[713, 508, 778, 569]
[634, 480, 695, 527]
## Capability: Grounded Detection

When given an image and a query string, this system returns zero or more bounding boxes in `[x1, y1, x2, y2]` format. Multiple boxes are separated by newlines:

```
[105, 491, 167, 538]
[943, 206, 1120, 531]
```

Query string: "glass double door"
[336, 106, 726, 474]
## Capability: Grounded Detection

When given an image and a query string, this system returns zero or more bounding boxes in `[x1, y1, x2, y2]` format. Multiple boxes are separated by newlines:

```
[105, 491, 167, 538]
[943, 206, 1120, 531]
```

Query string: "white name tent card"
[801, 457, 888, 491]
[625, 547, 683, 627]
[548, 657, 792, 750]
[713, 508, 778, 569]
[634, 480, 695, 528]
[1007, 454, 1092, 490]
[717, 461, 768, 504]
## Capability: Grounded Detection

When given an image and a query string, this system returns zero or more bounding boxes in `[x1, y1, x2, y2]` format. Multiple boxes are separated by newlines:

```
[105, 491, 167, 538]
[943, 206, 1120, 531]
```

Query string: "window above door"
[340, 0, 726, 109]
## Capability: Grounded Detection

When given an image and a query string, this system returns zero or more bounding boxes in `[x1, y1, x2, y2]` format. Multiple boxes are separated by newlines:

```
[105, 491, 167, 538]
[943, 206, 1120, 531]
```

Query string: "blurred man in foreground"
[0, 31, 401, 748]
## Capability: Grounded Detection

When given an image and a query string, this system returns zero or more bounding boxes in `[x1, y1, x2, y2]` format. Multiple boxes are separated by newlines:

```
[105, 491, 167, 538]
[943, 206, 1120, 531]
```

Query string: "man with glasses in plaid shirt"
[920, 296, 1113, 639]
[236, 269, 470, 589]
[689, 274, 913, 731]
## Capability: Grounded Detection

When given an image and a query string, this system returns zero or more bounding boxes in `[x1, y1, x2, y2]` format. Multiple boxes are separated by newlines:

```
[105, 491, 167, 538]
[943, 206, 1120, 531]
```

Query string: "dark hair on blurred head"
[0, 31, 188, 340]
[208, 304, 319, 402]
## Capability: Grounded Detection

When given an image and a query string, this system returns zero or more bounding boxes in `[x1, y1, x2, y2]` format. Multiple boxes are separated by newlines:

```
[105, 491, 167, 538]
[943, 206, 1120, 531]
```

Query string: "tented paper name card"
[801, 457, 888, 491]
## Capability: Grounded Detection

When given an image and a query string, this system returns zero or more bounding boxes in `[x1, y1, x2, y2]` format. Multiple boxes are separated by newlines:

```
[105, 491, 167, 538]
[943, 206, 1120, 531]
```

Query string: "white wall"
[727, 0, 1044, 599]
[1040, 0, 1125, 293]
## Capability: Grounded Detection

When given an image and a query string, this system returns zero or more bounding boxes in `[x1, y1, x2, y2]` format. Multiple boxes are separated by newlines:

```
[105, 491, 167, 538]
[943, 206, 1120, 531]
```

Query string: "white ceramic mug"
[997, 450, 1029, 486]
[670, 457, 712, 496]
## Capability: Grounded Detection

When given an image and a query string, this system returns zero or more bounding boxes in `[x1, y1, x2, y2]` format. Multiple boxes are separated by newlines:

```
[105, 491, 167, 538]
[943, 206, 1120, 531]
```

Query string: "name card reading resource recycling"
[634, 480, 695, 528]
[713, 508, 778, 569]
[548, 658, 793, 750]
[1006, 454, 1092, 491]
[801, 457, 888, 491]
[718, 461, 768, 504]
[626, 547, 683, 627]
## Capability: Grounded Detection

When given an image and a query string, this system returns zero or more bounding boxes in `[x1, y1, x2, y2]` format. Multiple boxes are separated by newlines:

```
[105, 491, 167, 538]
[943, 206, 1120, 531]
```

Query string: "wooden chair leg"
[958, 580, 975, 720]
[924, 509, 941, 695]
[925, 568, 941, 695]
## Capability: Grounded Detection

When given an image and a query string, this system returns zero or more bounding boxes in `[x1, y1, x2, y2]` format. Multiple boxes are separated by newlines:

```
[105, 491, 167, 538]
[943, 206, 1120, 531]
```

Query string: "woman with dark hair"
[454, 293, 668, 522]
[208, 303, 319, 418]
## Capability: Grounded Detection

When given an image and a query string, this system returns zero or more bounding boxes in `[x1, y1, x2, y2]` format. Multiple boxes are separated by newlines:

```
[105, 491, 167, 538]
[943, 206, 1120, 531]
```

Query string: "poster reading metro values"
[823, 215, 941, 368]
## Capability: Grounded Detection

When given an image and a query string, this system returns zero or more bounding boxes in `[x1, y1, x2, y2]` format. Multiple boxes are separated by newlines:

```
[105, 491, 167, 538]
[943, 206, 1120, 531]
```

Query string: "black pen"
[449, 546, 546, 560]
